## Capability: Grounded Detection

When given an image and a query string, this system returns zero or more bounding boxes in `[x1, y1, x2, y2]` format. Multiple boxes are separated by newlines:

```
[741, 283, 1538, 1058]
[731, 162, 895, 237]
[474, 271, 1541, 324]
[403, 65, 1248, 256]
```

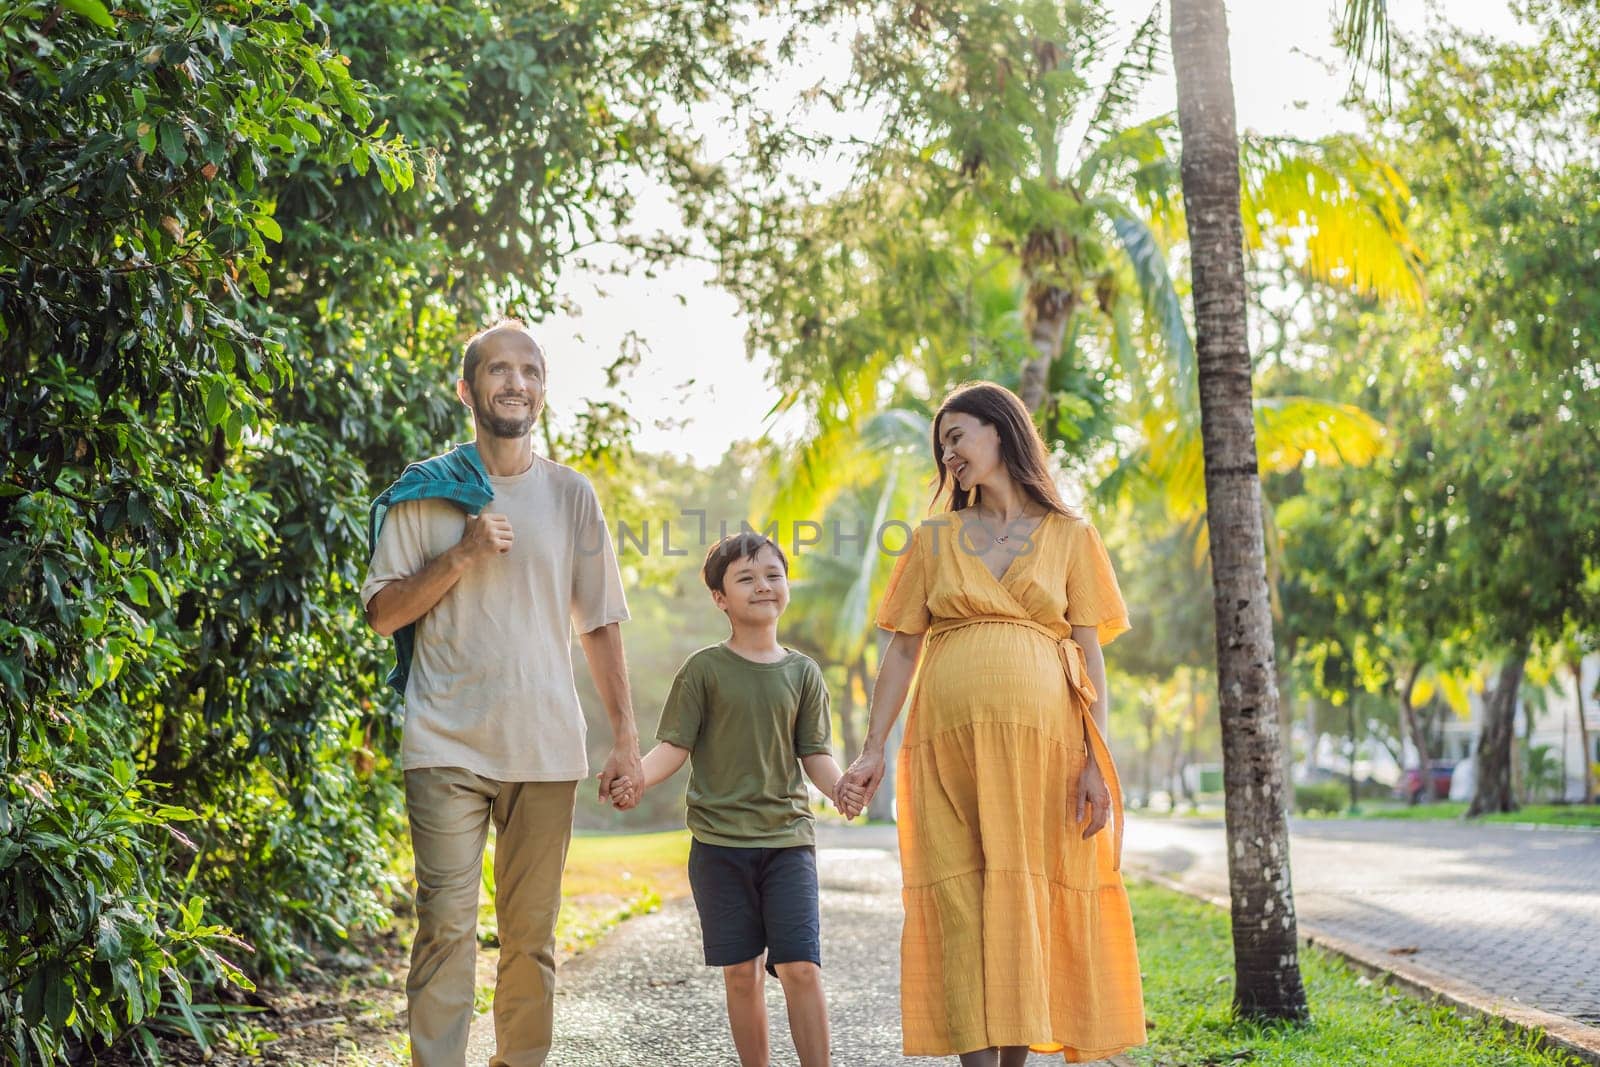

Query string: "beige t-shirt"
[360, 454, 629, 781]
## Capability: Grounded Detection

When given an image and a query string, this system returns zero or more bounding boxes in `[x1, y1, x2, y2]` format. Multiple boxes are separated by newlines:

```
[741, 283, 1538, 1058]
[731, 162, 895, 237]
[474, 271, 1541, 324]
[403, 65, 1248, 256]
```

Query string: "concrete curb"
[1130, 867, 1600, 1067]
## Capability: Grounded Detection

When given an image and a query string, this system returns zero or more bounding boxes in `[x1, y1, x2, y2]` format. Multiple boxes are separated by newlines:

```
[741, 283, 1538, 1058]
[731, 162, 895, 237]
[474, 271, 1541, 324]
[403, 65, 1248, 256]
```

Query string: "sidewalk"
[467, 825, 1132, 1065]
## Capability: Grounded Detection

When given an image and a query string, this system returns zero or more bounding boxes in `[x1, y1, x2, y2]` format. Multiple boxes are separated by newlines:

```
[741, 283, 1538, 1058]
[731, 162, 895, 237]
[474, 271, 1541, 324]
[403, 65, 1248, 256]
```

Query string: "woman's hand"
[838, 747, 886, 819]
[1075, 752, 1111, 840]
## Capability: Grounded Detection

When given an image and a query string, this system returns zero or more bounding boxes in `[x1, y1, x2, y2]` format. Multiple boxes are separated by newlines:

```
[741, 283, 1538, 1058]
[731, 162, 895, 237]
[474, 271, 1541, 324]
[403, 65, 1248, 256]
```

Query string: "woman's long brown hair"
[930, 381, 1076, 517]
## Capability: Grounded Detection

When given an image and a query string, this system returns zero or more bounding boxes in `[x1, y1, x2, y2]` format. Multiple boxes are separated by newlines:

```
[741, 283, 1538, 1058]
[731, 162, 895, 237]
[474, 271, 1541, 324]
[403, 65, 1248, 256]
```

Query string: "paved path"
[469, 825, 1127, 1065]
[1122, 814, 1600, 1028]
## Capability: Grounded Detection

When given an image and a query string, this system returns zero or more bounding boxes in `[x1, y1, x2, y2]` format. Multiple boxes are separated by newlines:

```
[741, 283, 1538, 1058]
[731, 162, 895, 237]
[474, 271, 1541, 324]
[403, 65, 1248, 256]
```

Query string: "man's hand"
[459, 512, 514, 561]
[598, 744, 643, 810]
[365, 512, 504, 636]
[1075, 753, 1111, 840]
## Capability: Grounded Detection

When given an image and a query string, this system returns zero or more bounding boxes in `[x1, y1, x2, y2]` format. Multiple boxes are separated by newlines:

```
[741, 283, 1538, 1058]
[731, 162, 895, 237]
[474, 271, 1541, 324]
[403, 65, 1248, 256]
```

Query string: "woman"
[840, 382, 1144, 1065]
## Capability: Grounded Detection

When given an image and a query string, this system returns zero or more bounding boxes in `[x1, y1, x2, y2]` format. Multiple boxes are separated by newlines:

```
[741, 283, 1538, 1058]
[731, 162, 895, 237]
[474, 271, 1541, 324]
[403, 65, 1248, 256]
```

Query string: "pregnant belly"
[911, 623, 1074, 742]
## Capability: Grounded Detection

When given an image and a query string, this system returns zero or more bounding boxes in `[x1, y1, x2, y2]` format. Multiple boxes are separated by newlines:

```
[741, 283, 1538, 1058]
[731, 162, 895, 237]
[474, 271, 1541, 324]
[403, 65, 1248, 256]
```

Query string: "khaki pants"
[404, 768, 577, 1067]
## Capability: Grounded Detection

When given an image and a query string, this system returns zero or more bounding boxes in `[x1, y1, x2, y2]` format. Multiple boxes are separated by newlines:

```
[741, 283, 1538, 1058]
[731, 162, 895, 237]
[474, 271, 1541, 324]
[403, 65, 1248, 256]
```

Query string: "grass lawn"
[1356, 802, 1600, 827]
[549, 828, 691, 956]
[1128, 881, 1585, 1066]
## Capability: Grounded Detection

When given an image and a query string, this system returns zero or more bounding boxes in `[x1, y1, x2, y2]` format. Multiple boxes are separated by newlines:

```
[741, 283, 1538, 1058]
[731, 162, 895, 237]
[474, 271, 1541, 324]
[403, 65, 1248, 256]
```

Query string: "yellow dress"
[876, 509, 1145, 1059]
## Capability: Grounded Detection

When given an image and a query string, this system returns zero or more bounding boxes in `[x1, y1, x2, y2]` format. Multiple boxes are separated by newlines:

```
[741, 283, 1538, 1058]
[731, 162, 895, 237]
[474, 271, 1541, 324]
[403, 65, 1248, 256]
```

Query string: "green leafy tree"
[1, 0, 767, 1058]
[1, 1, 410, 1058]
[1338, 1, 1600, 815]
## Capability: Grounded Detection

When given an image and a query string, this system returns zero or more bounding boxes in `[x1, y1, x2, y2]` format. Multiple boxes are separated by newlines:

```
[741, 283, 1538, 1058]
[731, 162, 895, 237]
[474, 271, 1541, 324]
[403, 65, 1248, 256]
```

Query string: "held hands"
[604, 773, 641, 810]
[459, 512, 514, 562]
[832, 778, 870, 819]
[835, 748, 886, 820]
[598, 745, 644, 811]
[1075, 751, 1111, 840]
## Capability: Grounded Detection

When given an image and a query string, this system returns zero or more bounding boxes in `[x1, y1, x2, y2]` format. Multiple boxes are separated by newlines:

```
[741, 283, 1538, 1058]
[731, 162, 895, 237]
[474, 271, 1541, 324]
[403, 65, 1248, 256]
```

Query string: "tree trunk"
[840, 659, 864, 760]
[1346, 702, 1359, 812]
[1167, 725, 1185, 813]
[1516, 671, 1535, 804]
[1141, 703, 1157, 808]
[1575, 659, 1594, 805]
[1469, 644, 1528, 816]
[1018, 284, 1077, 413]
[1182, 673, 1200, 808]
[1398, 661, 1428, 802]
[1171, 0, 1308, 1023]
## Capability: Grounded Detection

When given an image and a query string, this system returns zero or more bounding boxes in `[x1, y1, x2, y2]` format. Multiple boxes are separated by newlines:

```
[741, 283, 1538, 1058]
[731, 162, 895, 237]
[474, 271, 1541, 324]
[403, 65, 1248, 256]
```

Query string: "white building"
[1434, 653, 1599, 804]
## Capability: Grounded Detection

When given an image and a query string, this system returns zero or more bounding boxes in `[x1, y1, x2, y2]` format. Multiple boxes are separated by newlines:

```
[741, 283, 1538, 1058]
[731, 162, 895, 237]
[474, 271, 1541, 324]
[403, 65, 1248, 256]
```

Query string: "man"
[362, 320, 643, 1066]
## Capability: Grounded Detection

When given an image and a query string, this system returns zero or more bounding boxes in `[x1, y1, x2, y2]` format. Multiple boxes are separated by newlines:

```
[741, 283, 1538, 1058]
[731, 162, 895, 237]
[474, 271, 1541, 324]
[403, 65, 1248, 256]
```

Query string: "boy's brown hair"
[701, 531, 788, 593]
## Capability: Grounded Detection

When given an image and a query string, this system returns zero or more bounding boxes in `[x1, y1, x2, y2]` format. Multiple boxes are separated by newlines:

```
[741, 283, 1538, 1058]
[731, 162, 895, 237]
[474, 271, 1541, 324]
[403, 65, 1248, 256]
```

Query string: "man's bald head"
[462, 319, 544, 389]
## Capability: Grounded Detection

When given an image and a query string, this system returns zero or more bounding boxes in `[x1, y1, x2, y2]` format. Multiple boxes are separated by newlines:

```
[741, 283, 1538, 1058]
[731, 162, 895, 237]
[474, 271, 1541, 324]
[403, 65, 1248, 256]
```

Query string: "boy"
[609, 532, 861, 1067]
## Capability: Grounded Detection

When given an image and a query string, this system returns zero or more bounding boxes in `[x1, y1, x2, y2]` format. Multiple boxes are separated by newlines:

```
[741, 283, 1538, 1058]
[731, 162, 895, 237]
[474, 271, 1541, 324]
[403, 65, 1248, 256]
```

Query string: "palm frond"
[861, 407, 932, 452]
[833, 466, 900, 661]
[1240, 136, 1426, 307]
[1071, 3, 1166, 170]
[756, 354, 892, 528]
[1253, 396, 1388, 471]
[1110, 210, 1196, 395]
[1335, 0, 1392, 95]
[1076, 116, 1181, 211]
[1111, 394, 1388, 522]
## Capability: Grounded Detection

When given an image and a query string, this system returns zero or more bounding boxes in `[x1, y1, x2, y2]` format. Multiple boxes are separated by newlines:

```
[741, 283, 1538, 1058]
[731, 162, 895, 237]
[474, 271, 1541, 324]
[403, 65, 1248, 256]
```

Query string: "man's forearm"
[579, 622, 639, 748]
[366, 545, 473, 636]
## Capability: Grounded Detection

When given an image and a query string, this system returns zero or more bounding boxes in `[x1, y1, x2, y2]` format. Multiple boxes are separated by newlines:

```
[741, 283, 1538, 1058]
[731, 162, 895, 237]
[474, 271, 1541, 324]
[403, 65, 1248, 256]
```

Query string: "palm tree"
[1168, 0, 1392, 1023]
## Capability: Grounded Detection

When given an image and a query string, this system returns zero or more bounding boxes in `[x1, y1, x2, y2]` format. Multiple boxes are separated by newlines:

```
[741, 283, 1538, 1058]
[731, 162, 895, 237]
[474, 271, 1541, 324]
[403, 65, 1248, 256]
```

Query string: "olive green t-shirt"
[656, 644, 833, 848]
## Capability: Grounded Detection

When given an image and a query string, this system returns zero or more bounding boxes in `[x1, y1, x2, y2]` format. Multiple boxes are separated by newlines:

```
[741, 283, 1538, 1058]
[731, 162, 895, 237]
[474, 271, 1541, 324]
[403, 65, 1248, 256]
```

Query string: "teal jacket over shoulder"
[367, 442, 494, 694]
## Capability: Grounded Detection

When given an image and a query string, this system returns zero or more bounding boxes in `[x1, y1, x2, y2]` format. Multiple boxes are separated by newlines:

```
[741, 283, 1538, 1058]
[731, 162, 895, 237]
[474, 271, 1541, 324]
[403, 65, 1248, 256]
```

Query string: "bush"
[0, 1, 409, 1060]
[2, 0, 758, 1058]
[1295, 782, 1348, 815]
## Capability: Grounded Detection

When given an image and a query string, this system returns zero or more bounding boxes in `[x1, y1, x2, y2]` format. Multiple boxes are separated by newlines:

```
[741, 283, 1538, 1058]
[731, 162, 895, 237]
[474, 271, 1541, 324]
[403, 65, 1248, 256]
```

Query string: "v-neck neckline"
[957, 508, 1053, 586]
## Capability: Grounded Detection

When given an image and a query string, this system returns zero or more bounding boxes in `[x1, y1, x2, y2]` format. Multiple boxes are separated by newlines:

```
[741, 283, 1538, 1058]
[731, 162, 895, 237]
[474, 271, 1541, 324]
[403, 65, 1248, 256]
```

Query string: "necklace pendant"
[994, 534, 1010, 544]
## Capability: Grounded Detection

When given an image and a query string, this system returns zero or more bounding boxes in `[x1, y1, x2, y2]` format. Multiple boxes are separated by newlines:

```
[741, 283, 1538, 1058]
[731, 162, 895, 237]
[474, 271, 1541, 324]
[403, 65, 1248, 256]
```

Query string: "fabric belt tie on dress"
[925, 614, 1125, 870]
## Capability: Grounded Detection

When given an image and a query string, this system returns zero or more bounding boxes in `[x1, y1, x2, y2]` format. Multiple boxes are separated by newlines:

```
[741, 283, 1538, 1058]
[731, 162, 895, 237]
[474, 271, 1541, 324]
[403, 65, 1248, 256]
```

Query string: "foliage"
[1363, 803, 1600, 828]
[1, 2, 409, 1059]
[1268, 0, 1600, 813]
[1, 0, 765, 1058]
[1293, 782, 1348, 816]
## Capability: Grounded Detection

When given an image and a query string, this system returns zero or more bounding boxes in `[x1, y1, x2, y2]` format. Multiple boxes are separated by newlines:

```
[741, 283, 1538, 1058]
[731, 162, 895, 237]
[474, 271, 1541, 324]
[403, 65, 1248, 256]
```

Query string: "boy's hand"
[598, 743, 644, 809]
[833, 780, 869, 819]
[605, 773, 641, 809]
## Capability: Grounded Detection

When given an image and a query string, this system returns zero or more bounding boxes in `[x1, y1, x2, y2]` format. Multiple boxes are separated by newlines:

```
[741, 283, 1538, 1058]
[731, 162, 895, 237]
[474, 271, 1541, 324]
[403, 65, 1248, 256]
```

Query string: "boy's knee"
[773, 960, 821, 987]
[723, 957, 765, 991]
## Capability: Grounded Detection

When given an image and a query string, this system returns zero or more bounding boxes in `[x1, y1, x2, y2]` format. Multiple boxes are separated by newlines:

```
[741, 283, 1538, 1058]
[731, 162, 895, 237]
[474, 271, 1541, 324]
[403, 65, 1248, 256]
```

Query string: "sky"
[537, 0, 1531, 466]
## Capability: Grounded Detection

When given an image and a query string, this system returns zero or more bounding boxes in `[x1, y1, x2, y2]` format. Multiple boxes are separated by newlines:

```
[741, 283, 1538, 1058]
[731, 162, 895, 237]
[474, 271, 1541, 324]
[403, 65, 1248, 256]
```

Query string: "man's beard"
[472, 385, 539, 438]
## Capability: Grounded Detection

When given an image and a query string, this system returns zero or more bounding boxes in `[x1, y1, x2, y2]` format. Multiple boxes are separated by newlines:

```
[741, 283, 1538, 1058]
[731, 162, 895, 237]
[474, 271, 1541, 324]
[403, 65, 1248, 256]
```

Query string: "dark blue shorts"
[687, 840, 821, 976]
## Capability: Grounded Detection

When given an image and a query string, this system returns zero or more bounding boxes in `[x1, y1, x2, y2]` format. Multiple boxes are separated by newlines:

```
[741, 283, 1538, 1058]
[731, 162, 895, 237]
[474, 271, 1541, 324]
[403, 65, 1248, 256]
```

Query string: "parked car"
[1395, 760, 1456, 803]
